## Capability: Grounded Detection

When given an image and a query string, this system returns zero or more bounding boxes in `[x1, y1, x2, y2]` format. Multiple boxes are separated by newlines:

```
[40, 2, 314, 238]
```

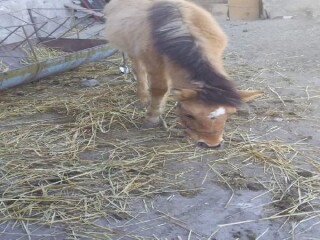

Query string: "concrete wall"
[0, 0, 70, 44]
[193, 0, 320, 19]
[192, 0, 229, 19]
[262, 0, 320, 18]
[1, 0, 319, 44]
[193, 0, 227, 8]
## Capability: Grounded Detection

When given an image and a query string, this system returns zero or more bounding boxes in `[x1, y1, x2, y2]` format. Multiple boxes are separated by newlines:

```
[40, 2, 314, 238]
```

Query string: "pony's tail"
[148, 1, 242, 107]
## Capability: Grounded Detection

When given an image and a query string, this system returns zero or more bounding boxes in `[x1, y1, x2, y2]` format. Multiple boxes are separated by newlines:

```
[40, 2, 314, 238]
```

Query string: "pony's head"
[174, 89, 263, 148]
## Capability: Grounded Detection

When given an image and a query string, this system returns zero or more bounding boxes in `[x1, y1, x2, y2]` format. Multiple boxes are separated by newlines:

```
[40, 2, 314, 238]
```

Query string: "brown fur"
[104, 0, 262, 148]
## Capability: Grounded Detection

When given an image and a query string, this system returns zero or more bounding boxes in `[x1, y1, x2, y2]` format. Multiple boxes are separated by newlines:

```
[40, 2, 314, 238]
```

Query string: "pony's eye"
[185, 114, 195, 120]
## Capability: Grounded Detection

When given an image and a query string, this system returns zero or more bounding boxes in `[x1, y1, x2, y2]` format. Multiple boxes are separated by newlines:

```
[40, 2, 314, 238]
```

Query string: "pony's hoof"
[141, 117, 160, 129]
[133, 101, 147, 109]
[140, 120, 161, 129]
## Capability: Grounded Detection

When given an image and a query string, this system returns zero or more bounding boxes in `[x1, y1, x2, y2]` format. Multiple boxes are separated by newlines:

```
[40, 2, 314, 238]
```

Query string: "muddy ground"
[1, 17, 320, 239]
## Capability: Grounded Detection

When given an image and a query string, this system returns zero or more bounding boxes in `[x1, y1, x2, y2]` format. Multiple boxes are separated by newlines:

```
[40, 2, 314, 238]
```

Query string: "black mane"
[149, 1, 242, 107]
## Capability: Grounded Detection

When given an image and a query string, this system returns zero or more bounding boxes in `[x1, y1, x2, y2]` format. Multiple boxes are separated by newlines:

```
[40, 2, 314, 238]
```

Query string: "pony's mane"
[149, 1, 242, 107]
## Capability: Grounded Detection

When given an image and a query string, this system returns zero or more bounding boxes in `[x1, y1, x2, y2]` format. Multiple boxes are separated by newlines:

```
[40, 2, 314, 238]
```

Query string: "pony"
[104, 0, 262, 148]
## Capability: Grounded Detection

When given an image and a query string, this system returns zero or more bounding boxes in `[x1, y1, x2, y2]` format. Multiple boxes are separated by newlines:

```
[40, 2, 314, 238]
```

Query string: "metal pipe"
[0, 44, 118, 91]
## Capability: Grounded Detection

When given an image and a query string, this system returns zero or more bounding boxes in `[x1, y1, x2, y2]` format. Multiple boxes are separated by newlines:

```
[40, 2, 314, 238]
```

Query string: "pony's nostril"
[197, 141, 209, 148]
[196, 141, 224, 149]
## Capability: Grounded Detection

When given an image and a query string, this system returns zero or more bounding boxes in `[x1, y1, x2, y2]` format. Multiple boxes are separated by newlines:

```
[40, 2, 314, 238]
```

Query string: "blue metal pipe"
[0, 44, 117, 91]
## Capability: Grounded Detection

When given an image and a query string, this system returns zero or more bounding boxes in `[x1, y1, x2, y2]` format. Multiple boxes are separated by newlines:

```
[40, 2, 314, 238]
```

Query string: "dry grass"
[213, 135, 320, 215]
[0, 54, 319, 238]
[0, 54, 186, 238]
[0, 60, 9, 72]
[20, 45, 66, 65]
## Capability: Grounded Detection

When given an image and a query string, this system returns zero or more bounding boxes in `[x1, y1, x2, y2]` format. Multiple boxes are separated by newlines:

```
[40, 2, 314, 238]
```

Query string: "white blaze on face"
[208, 107, 226, 119]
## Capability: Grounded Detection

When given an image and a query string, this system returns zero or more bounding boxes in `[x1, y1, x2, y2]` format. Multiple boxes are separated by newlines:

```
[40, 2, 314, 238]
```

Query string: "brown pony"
[104, 0, 262, 148]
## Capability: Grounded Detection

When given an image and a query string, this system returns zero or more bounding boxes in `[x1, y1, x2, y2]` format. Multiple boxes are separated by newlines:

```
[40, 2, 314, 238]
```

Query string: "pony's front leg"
[141, 69, 168, 129]
[131, 58, 149, 108]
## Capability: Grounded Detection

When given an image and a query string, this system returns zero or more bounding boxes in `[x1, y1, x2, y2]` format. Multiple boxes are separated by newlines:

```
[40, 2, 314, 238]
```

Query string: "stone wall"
[193, 0, 320, 19]
[192, 0, 228, 19]
[0, 0, 70, 44]
[262, 0, 320, 18]
[1, 0, 319, 43]
[193, 0, 227, 8]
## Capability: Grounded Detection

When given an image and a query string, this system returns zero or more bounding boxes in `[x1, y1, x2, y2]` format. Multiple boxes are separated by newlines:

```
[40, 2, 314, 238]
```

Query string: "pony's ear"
[172, 88, 198, 101]
[238, 90, 263, 102]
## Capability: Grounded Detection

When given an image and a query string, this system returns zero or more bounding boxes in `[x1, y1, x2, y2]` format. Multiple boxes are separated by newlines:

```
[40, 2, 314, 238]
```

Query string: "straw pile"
[0, 54, 186, 238]
[213, 135, 320, 220]
[0, 53, 319, 238]
[0, 60, 9, 72]
[20, 45, 66, 65]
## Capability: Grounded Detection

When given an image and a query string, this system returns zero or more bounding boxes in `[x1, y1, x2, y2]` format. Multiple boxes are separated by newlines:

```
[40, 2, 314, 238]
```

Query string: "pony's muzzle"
[196, 140, 224, 149]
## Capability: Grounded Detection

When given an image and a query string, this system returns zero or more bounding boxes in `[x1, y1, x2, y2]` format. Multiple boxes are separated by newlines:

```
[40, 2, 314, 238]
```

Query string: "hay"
[0, 54, 186, 238]
[20, 45, 66, 65]
[208, 132, 320, 228]
[1, 53, 320, 238]
[0, 60, 9, 72]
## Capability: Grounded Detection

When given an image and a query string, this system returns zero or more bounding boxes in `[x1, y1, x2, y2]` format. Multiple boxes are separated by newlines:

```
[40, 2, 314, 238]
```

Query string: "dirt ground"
[1, 17, 320, 240]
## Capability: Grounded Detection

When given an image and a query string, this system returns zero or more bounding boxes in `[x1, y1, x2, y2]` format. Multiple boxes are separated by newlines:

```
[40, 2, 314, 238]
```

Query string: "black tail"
[148, 1, 242, 107]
